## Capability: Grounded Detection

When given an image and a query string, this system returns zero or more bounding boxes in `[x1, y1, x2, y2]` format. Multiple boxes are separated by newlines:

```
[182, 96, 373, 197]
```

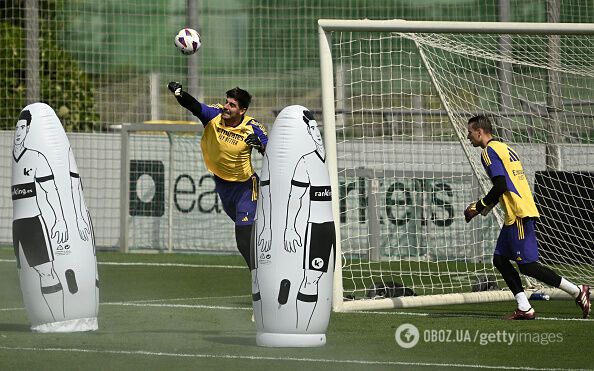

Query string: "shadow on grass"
[0, 323, 31, 332]
[426, 312, 504, 319]
[204, 335, 256, 347]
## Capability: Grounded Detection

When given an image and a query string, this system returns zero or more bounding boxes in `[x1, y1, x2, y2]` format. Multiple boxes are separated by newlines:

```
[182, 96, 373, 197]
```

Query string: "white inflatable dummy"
[253, 105, 335, 347]
[11, 103, 99, 332]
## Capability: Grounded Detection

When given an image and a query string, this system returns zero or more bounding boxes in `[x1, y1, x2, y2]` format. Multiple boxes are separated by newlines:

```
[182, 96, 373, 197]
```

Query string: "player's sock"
[514, 292, 531, 311]
[558, 277, 580, 298]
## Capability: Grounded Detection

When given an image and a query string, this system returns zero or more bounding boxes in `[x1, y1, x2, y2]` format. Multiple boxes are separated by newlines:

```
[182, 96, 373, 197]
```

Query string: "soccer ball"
[174, 28, 201, 55]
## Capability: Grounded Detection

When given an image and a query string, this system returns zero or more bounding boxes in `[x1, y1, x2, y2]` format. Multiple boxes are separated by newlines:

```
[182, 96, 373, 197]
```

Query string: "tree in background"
[0, 0, 99, 132]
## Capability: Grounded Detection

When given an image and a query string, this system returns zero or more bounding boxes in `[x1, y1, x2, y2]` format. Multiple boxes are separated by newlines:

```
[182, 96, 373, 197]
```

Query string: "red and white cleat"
[575, 284, 591, 319]
[505, 307, 536, 320]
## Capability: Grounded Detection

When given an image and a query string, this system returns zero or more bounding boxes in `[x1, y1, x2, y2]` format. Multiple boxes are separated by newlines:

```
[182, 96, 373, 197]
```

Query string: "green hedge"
[0, 21, 99, 131]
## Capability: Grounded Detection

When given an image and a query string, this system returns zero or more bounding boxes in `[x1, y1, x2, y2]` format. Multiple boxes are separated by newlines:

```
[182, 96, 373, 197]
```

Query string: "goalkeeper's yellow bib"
[201, 113, 267, 182]
[481, 140, 539, 225]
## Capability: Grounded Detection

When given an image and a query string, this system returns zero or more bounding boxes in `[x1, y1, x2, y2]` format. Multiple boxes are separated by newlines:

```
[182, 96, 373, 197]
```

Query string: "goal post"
[318, 20, 594, 312]
[118, 122, 240, 255]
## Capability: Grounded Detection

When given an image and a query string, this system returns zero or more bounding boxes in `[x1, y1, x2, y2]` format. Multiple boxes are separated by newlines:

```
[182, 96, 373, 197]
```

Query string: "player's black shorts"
[303, 221, 335, 273]
[12, 215, 53, 269]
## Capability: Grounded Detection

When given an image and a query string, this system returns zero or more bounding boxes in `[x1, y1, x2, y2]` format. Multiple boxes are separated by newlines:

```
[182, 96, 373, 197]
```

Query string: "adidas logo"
[242, 216, 249, 222]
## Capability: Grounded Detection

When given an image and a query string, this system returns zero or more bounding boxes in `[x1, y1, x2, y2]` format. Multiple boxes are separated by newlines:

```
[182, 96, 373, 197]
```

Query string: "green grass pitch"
[0, 247, 591, 370]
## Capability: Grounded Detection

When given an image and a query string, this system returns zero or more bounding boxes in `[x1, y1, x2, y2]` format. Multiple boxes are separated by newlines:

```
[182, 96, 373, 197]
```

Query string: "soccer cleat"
[505, 307, 536, 320]
[575, 284, 591, 319]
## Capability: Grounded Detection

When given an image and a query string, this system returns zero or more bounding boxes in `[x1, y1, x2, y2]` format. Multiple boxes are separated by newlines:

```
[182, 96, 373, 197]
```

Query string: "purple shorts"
[214, 174, 258, 226]
[494, 217, 539, 264]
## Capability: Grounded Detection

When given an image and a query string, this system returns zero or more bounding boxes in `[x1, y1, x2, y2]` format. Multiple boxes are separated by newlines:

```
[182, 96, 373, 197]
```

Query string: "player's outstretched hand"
[167, 81, 183, 97]
[464, 202, 479, 223]
[245, 133, 264, 154]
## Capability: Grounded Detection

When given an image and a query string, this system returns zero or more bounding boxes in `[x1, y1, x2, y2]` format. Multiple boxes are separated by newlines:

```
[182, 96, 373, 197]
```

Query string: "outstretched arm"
[167, 81, 202, 117]
[167, 82, 222, 126]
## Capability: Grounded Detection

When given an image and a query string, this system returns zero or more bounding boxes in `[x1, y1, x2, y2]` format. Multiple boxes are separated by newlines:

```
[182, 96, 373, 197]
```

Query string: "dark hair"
[468, 115, 493, 134]
[18, 110, 32, 127]
[302, 109, 315, 127]
[226, 87, 252, 109]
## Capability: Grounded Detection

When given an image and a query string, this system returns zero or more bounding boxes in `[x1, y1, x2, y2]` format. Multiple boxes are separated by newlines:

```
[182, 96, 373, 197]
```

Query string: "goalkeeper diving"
[167, 82, 267, 271]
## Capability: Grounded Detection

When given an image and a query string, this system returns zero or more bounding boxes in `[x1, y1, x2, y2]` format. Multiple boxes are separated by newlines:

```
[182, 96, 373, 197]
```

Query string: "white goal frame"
[318, 19, 594, 312]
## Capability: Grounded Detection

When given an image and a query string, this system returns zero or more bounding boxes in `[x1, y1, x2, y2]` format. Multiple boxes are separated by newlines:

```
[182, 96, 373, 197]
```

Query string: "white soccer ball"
[174, 28, 201, 55]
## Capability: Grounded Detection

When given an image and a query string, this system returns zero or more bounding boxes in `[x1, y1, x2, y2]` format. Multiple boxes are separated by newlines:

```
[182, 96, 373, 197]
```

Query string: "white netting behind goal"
[330, 29, 594, 303]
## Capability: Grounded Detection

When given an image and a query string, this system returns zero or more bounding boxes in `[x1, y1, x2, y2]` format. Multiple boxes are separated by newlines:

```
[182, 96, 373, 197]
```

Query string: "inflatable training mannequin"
[253, 105, 335, 347]
[11, 103, 99, 332]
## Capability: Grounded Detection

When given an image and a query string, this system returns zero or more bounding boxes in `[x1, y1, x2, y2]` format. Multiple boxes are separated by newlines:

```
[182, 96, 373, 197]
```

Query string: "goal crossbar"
[318, 19, 594, 34]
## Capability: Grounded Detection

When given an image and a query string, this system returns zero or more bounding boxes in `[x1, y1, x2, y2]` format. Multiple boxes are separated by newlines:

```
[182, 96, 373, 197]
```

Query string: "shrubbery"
[0, 21, 99, 131]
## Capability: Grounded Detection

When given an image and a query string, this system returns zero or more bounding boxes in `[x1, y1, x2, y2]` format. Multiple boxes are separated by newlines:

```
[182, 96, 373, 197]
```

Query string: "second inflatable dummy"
[252, 105, 335, 347]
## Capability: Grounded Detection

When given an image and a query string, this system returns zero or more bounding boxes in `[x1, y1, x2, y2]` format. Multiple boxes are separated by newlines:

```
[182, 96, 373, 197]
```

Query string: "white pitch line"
[0, 259, 245, 269]
[119, 294, 250, 304]
[102, 302, 252, 311]
[0, 258, 503, 276]
[1, 301, 591, 321]
[0, 345, 587, 371]
[98, 261, 245, 269]
[0, 298, 252, 312]
[358, 310, 592, 321]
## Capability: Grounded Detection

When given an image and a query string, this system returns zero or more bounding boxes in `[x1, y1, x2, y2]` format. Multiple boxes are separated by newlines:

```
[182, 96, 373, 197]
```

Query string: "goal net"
[318, 20, 594, 311]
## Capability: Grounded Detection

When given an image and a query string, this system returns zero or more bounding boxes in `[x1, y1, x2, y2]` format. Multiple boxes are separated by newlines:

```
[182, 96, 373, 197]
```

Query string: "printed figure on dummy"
[12, 109, 68, 322]
[11, 103, 99, 333]
[254, 105, 334, 347]
[282, 110, 335, 331]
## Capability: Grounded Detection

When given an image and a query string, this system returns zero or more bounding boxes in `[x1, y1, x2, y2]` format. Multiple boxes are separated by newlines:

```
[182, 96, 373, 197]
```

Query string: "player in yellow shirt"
[167, 82, 267, 272]
[464, 115, 590, 320]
